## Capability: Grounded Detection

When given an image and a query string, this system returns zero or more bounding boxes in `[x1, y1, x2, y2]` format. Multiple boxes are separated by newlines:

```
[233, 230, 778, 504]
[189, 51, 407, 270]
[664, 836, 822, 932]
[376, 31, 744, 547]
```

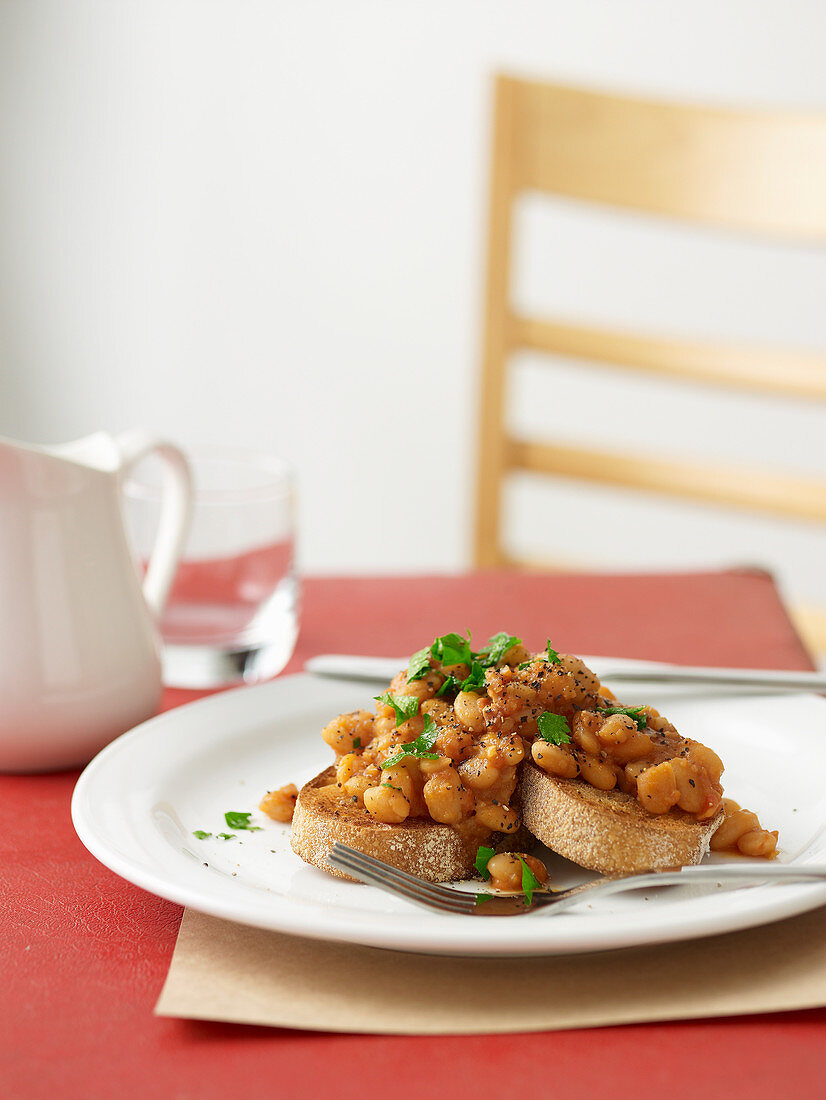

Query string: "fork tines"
[327, 842, 479, 914]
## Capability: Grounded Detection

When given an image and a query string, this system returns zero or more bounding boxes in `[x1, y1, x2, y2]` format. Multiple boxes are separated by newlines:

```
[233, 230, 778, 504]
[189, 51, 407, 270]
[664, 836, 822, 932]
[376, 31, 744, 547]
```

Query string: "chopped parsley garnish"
[475, 893, 492, 906]
[536, 712, 572, 745]
[217, 832, 236, 840]
[192, 830, 212, 840]
[380, 714, 440, 768]
[546, 641, 561, 664]
[374, 691, 420, 726]
[409, 629, 526, 695]
[598, 705, 649, 732]
[407, 646, 432, 683]
[460, 660, 487, 693]
[436, 674, 462, 697]
[353, 736, 361, 749]
[520, 858, 541, 905]
[224, 811, 263, 831]
[430, 631, 474, 668]
[475, 845, 495, 880]
[478, 632, 522, 666]
[437, 661, 487, 697]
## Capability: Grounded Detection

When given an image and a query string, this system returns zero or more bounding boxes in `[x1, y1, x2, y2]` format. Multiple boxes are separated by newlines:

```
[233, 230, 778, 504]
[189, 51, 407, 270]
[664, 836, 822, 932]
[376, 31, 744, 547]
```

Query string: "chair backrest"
[474, 76, 826, 582]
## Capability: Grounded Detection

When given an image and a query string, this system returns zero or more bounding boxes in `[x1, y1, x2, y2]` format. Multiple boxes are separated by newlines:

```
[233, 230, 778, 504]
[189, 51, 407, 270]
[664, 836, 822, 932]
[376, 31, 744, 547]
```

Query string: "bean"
[475, 801, 519, 832]
[423, 768, 469, 825]
[454, 691, 486, 733]
[578, 754, 617, 791]
[363, 783, 409, 824]
[259, 784, 298, 822]
[458, 755, 501, 790]
[636, 761, 679, 814]
[532, 740, 578, 779]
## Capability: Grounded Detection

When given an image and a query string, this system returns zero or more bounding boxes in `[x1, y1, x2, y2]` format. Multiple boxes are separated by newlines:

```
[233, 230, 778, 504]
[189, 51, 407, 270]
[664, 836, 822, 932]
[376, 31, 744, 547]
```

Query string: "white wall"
[1, 0, 825, 603]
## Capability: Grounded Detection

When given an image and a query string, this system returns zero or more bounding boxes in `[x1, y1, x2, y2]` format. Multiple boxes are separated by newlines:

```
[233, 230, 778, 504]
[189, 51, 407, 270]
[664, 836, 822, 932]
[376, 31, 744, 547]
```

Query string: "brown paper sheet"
[155, 905, 826, 1033]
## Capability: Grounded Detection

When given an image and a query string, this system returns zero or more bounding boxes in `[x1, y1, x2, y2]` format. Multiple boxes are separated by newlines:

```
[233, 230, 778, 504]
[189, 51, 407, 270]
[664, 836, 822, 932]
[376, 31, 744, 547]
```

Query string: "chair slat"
[510, 316, 826, 401]
[508, 438, 826, 524]
[509, 78, 826, 241]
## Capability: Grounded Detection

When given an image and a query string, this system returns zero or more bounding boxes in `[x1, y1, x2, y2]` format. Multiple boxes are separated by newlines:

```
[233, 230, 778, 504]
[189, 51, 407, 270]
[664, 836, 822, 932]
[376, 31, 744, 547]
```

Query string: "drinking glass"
[124, 446, 299, 688]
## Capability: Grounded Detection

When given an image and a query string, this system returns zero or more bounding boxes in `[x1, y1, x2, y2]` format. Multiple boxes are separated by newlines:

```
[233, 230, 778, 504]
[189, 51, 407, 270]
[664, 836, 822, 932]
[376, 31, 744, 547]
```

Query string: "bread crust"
[291, 767, 526, 881]
[292, 763, 725, 881]
[519, 761, 724, 875]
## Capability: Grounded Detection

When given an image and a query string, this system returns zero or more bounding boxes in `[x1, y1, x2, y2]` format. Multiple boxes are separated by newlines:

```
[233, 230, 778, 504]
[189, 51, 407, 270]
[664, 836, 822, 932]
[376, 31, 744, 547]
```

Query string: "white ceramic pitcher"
[0, 430, 192, 771]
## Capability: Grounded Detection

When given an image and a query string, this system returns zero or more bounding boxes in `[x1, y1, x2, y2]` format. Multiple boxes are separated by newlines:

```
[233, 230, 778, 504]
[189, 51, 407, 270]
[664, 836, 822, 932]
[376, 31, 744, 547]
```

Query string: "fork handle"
[544, 863, 826, 912]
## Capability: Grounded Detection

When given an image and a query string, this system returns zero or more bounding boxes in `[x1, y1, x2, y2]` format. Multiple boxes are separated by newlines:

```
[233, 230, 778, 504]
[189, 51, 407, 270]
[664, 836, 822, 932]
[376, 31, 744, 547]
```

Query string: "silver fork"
[327, 843, 826, 916]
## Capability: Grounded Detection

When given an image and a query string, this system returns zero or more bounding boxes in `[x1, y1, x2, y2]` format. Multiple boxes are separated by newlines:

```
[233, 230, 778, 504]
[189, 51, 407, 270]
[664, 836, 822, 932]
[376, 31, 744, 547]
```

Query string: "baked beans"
[486, 852, 548, 893]
[710, 798, 778, 858]
[314, 632, 778, 858]
[259, 783, 298, 822]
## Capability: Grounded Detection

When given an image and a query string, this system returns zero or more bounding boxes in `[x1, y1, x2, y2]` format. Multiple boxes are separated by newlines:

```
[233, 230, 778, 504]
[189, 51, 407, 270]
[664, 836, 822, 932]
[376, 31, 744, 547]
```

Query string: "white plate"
[71, 671, 826, 956]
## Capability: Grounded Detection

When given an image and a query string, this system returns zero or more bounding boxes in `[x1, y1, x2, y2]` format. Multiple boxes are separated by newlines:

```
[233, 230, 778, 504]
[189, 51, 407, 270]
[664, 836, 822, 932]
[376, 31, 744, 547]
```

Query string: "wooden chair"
[474, 75, 826, 652]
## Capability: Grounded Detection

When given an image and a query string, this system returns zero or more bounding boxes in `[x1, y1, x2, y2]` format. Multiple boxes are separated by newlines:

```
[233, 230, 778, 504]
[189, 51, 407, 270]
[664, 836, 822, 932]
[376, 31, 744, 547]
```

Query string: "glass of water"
[124, 446, 299, 688]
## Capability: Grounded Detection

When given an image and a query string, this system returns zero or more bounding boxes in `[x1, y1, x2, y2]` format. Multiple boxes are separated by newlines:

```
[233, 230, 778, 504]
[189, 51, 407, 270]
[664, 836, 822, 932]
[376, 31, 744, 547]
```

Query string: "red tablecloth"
[4, 570, 824, 1099]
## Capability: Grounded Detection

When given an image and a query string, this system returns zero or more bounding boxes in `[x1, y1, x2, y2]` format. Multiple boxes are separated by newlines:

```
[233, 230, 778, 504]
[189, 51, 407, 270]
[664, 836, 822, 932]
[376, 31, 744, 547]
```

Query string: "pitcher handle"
[114, 429, 193, 618]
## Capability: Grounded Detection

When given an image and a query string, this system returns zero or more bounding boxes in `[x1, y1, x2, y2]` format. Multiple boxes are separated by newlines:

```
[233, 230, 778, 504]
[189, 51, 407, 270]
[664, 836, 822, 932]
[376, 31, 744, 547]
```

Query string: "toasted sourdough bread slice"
[520, 762, 724, 875]
[291, 766, 527, 882]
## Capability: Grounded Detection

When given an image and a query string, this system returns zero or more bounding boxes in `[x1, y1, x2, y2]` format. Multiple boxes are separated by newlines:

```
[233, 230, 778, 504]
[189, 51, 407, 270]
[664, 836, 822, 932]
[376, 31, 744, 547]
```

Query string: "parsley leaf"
[430, 630, 474, 668]
[224, 811, 263, 831]
[598, 705, 649, 732]
[475, 893, 492, 906]
[380, 714, 440, 768]
[546, 641, 561, 664]
[437, 661, 487, 697]
[436, 673, 462, 697]
[217, 832, 236, 840]
[192, 830, 212, 840]
[407, 646, 432, 683]
[536, 712, 572, 745]
[478, 632, 522, 666]
[374, 691, 420, 727]
[520, 858, 541, 905]
[475, 845, 495, 880]
[460, 660, 487, 693]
